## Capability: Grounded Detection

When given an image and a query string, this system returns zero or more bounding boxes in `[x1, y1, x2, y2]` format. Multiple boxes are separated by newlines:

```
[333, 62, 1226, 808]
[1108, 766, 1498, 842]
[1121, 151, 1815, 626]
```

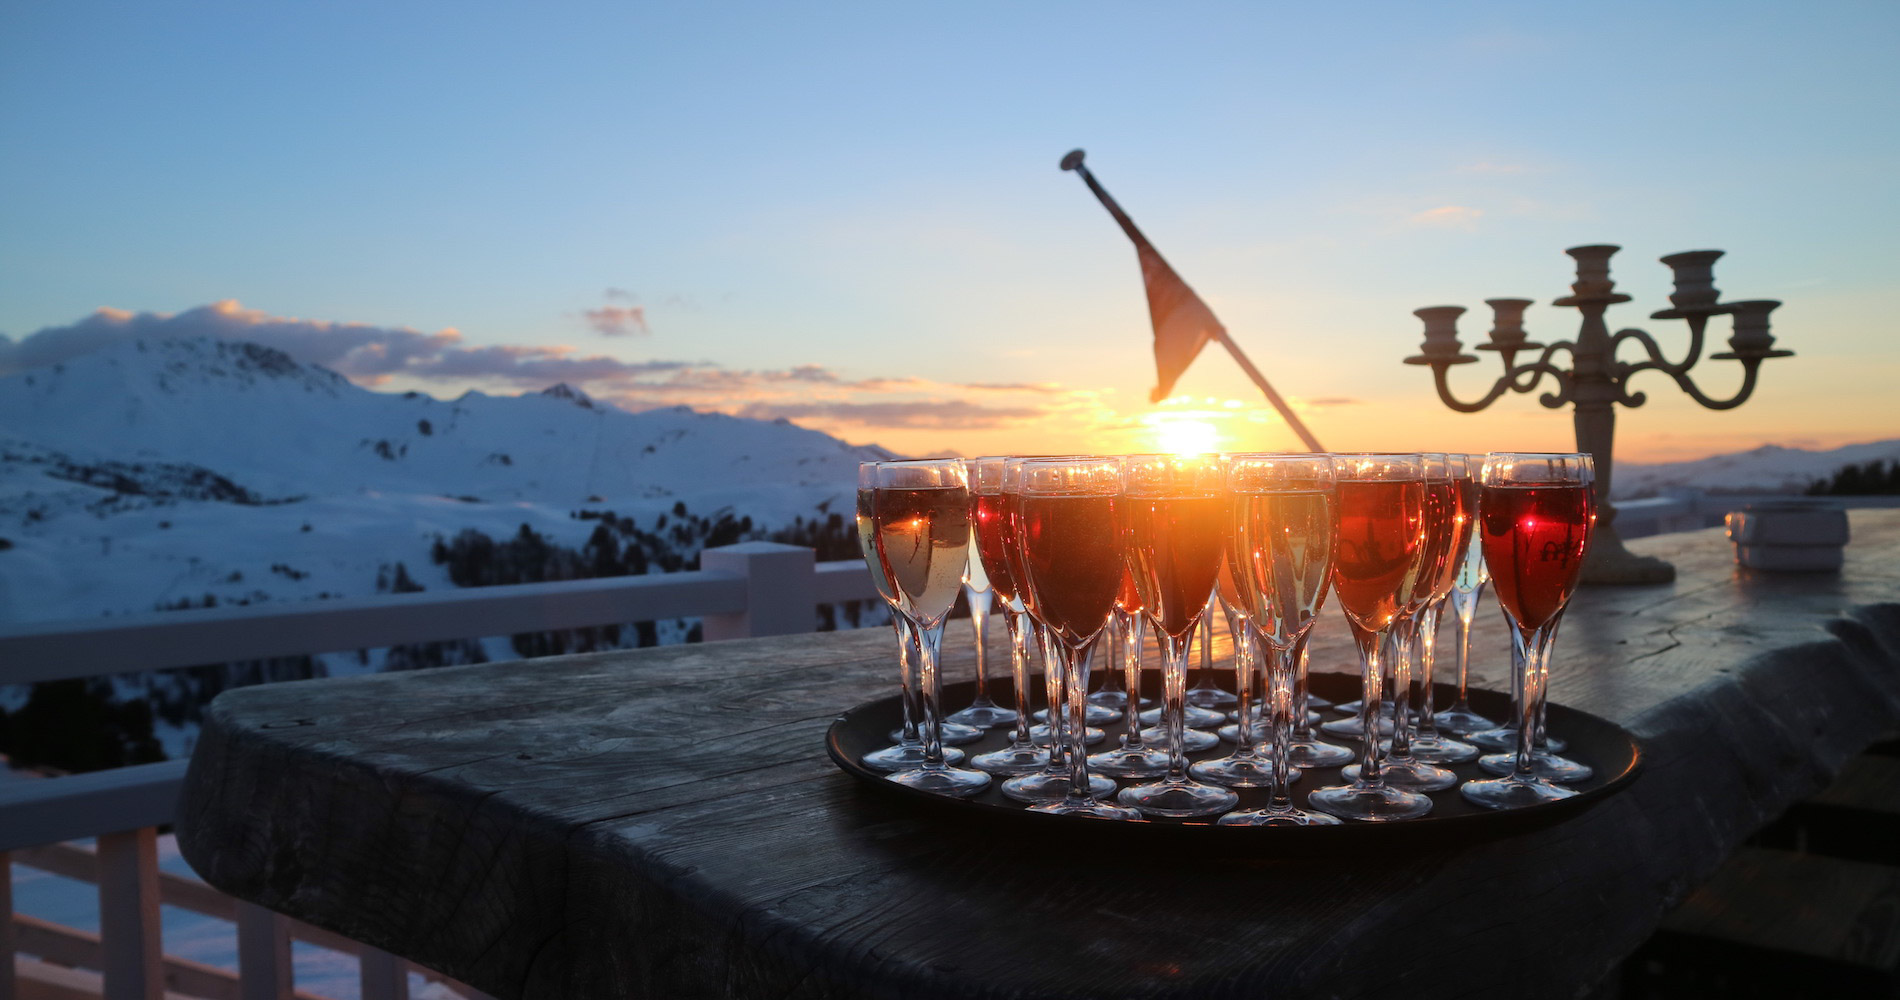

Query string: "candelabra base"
[1581, 524, 1675, 585]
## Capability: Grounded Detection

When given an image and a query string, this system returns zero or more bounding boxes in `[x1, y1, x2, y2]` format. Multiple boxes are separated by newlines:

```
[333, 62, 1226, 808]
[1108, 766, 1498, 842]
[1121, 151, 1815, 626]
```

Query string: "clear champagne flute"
[1464, 453, 1598, 808]
[856, 463, 965, 772]
[1009, 456, 1139, 820]
[1436, 453, 1500, 736]
[1284, 637, 1354, 767]
[1310, 454, 1435, 822]
[1117, 454, 1240, 819]
[1218, 454, 1341, 826]
[1191, 553, 1275, 787]
[1186, 610, 1240, 711]
[872, 459, 990, 797]
[966, 457, 1052, 776]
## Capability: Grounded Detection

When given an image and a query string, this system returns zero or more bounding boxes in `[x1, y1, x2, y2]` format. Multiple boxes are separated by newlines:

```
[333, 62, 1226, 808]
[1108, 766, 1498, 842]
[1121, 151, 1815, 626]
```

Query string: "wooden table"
[177, 513, 1900, 999]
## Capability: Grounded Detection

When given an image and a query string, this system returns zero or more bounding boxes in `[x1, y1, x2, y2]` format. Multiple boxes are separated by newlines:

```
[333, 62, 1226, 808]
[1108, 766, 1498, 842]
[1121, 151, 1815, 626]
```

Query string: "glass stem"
[1160, 630, 1192, 780]
[1451, 584, 1480, 709]
[1511, 624, 1541, 778]
[1228, 611, 1258, 757]
[1002, 605, 1035, 748]
[1062, 635, 1099, 804]
[1357, 629, 1387, 786]
[1038, 624, 1065, 766]
[1117, 610, 1148, 749]
[1291, 633, 1316, 741]
[1533, 619, 1562, 751]
[916, 616, 948, 768]
[1388, 622, 1416, 761]
[893, 612, 921, 744]
[964, 584, 995, 705]
[1416, 603, 1442, 740]
[1268, 638, 1297, 811]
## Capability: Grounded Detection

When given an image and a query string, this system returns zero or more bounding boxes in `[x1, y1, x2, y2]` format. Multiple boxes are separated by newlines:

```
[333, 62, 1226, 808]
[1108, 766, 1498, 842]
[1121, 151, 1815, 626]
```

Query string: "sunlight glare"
[1146, 414, 1221, 455]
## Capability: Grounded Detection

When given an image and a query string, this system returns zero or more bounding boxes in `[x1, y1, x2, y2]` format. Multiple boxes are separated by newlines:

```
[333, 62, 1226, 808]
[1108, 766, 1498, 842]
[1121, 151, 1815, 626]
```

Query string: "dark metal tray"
[826, 671, 1642, 849]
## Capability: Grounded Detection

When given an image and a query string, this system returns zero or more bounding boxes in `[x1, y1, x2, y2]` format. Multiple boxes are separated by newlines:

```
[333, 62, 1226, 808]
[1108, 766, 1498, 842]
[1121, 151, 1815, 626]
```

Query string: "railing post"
[359, 946, 410, 1000]
[2, 850, 15, 1000]
[237, 901, 294, 1000]
[96, 828, 162, 1000]
[699, 542, 817, 641]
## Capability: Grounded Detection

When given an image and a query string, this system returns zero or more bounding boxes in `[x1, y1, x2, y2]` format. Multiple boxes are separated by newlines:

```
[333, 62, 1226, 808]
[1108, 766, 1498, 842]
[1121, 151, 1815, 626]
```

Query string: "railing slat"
[95, 829, 162, 1000]
[0, 763, 189, 854]
[236, 903, 293, 1000]
[356, 949, 407, 1000]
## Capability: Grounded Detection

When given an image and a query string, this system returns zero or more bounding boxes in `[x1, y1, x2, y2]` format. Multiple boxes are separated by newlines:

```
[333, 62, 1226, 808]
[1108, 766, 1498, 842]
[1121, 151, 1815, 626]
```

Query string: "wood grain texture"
[177, 513, 1900, 1000]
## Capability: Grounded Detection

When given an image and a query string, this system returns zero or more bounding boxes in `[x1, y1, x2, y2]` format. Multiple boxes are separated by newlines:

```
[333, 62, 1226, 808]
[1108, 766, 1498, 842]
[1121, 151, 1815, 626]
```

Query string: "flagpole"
[1061, 149, 1327, 454]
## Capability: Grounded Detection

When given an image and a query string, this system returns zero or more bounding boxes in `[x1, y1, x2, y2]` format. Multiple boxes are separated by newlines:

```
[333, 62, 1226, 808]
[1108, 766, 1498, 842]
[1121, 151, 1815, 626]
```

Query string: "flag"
[1137, 242, 1221, 404]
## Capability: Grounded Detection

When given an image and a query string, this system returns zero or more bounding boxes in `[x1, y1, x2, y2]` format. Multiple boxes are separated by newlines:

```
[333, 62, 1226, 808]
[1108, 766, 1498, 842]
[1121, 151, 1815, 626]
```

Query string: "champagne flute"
[1405, 453, 1481, 764]
[873, 459, 991, 797]
[1117, 454, 1240, 819]
[946, 508, 1016, 729]
[1310, 454, 1435, 822]
[1219, 454, 1341, 826]
[856, 464, 964, 772]
[1009, 456, 1139, 819]
[1000, 457, 1115, 804]
[966, 457, 1052, 776]
[1464, 453, 1598, 807]
[1089, 567, 1171, 777]
[1436, 453, 1499, 736]
[1345, 453, 1458, 792]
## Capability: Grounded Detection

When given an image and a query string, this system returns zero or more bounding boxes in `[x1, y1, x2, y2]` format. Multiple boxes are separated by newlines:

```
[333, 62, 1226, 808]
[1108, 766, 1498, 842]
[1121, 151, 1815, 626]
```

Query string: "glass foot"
[1087, 690, 1155, 711]
[1478, 751, 1593, 783]
[1218, 713, 1320, 743]
[1320, 714, 1395, 740]
[1140, 703, 1228, 728]
[862, 743, 965, 772]
[1343, 758, 1457, 792]
[1402, 734, 1480, 764]
[1028, 797, 1142, 820]
[1434, 703, 1497, 735]
[1118, 777, 1238, 818]
[1304, 693, 1334, 711]
[948, 699, 1018, 729]
[1034, 703, 1121, 726]
[1218, 806, 1340, 826]
[1001, 770, 1117, 804]
[890, 721, 983, 746]
[1030, 723, 1106, 747]
[971, 743, 1050, 776]
[1308, 781, 1433, 822]
[1461, 773, 1578, 810]
[1139, 725, 1218, 752]
[1186, 684, 1239, 710]
[887, 764, 990, 797]
[1191, 752, 1297, 788]
[1466, 727, 1568, 753]
[1286, 737, 1356, 768]
[1088, 743, 1171, 778]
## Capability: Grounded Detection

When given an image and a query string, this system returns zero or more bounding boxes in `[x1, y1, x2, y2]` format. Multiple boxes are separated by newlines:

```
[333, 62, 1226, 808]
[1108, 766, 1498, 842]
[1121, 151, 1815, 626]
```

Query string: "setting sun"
[1145, 412, 1222, 455]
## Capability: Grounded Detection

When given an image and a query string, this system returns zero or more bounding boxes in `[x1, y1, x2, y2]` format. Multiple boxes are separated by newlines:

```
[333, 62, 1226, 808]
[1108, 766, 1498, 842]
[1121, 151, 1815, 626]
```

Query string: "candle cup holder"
[1406, 244, 1790, 585]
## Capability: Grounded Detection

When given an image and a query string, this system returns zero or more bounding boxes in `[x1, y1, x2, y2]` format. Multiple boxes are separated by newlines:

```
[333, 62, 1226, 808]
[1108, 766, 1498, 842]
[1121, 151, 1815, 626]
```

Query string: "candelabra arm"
[1654, 358, 1766, 411]
[1612, 314, 1707, 380]
[1506, 341, 1577, 408]
[1428, 362, 1514, 413]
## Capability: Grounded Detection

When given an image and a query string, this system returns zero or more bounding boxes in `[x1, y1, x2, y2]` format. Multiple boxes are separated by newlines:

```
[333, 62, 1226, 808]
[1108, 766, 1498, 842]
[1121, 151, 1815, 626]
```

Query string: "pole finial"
[1060, 149, 1086, 171]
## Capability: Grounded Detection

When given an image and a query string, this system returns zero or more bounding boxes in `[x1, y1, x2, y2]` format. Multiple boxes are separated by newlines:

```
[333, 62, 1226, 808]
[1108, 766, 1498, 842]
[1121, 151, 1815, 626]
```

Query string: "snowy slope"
[0, 337, 893, 626]
[1613, 440, 1900, 498]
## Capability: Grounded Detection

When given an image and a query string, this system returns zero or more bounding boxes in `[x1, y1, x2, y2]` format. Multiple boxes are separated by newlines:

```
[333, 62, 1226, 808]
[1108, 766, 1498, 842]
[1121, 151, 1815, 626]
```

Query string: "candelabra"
[1407, 244, 1789, 584]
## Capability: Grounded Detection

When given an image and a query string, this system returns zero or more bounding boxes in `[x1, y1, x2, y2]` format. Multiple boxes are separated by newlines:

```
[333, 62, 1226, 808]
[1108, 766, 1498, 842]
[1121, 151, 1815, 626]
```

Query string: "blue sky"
[3, 1, 1896, 460]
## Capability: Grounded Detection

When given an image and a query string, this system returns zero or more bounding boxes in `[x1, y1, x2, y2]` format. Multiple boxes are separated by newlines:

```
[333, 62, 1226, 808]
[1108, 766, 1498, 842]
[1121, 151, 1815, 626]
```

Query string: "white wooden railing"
[0, 542, 878, 1000]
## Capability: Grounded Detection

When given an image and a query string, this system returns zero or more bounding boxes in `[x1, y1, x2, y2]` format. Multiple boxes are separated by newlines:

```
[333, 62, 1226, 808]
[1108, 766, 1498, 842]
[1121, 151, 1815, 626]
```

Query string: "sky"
[2, 1, 1896, 463]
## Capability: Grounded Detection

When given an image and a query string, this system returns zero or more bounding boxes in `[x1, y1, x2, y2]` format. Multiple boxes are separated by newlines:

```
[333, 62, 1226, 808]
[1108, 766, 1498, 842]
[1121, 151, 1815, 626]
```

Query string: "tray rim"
[825, 673, 1644, 849]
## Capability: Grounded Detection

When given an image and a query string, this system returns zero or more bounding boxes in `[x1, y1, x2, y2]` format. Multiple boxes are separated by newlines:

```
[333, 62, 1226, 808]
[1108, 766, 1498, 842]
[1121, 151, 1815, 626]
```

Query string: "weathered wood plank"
[177, 513, 1900, 999]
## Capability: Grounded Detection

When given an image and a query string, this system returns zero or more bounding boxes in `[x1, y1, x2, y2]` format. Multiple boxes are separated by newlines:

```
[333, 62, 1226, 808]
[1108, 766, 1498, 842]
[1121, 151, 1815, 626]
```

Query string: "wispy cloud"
[582, 305, 649, 337]
[1409, 205, 1484, 230]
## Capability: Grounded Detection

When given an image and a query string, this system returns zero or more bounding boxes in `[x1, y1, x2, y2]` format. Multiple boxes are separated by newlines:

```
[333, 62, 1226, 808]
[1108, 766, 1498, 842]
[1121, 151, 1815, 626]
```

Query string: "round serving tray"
[826, 671, 1642, 849]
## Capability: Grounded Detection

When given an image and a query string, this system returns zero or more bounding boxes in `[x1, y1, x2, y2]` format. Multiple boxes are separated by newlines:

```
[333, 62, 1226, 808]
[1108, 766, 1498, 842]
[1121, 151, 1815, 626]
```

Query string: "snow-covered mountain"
[1614, 440, 1900, 498]
[0, 337, 893, 626]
